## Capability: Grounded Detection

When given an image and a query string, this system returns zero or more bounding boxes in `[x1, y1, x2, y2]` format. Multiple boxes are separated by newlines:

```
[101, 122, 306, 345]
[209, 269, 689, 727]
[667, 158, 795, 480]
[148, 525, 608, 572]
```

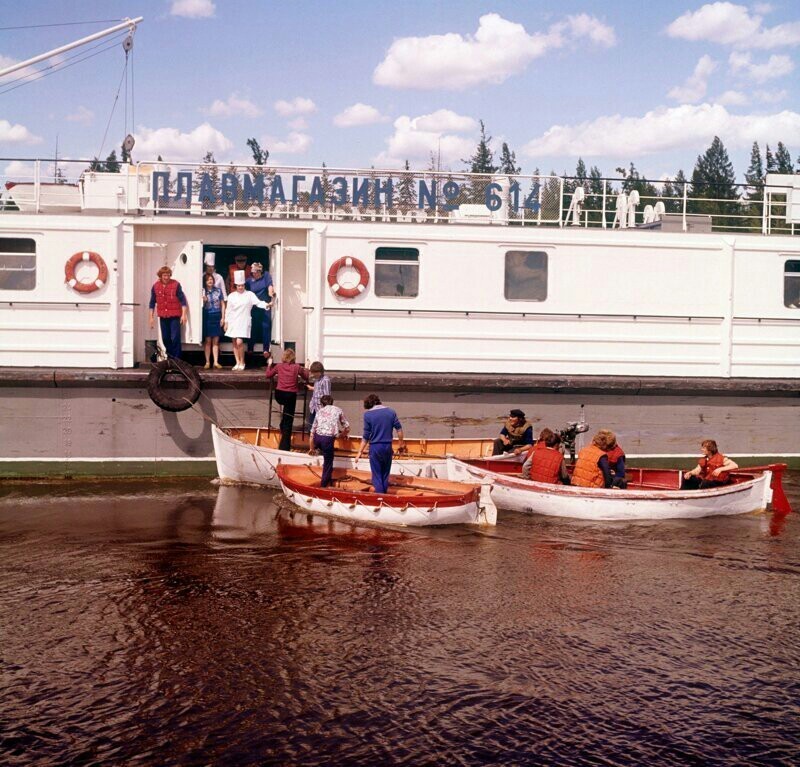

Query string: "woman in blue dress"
[202, 273, 226, 369]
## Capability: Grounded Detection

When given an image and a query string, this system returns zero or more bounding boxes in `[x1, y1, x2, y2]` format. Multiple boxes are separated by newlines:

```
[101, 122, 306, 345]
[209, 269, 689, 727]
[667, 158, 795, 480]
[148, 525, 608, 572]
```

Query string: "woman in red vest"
[521, 428, 570, 484]
[148, 266, 188, 359]
[682, 440, 738, 489]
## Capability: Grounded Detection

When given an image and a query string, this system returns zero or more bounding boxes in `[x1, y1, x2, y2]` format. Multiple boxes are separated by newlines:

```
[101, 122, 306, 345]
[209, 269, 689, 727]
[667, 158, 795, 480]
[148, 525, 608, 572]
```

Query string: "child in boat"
[309, 395, 349, 487]
[306, 361, 331, 428]
[572, 430, 627, 489]
[682, 440, 738, 489]
[521, 428, 571, 484]
[601, 429, 627, 488]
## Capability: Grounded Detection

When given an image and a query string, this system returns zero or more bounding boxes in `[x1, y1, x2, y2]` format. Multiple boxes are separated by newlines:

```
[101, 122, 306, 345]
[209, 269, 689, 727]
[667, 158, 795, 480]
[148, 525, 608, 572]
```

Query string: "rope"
[97, 49, 128, 160]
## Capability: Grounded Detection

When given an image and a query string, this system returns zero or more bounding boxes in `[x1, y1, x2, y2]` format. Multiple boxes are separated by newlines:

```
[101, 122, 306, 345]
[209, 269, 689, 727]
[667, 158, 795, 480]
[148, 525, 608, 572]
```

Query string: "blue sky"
[1, 0, 799, 181]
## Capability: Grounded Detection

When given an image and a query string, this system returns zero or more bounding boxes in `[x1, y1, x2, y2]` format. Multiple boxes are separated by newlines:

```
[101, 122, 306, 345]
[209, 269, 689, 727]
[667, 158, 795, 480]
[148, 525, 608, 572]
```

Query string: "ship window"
[785, 260, 800, 309]
[375, 247, 419, 298]
[0, 238, 36, 291]
[505, 250, 547, 301]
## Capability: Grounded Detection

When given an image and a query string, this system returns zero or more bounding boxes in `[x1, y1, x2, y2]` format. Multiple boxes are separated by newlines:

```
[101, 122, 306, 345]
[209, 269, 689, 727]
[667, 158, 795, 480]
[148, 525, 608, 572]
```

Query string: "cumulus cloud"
[716, 89, 749, 105]
[0, 119, 42, 145]
[133, 122, 232, 162]
[668, 55, 717, 102]
[66, 105, 94, 124]
[333, 103, 389, 128]
[265, 132, 312, 155]
[666, 2, 800, 49]
[373, 12, 615, 90]
[3, 160, 34, 178]
[523, 103, 800, 158]
[754, 88, 788, 103]
[205, 94, 262, 118]
[729, 51, 794, 81]
[170, 0, 215, 18]
[274, 97, 316, 117]
[287, 117, 308, 130]
[374, 109, 477, 167]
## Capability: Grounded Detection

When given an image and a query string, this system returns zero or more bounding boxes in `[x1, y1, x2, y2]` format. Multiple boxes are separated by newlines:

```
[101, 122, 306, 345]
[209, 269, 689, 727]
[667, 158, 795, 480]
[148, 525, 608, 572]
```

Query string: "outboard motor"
[556, 420, 590, 464]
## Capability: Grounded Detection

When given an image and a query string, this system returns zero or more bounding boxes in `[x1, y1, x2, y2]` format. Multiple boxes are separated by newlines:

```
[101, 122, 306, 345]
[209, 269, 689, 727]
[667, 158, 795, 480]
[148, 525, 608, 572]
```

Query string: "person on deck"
[227, 253, 252, 294]
[682, 440, 738, 489]
[572, 430, 627, 489]
[265, 348, 310, 452]
[521, 428, 570, 484]
[602, 429, 627, 489]
[224, 270, 270, 371]
[245, 261, 275, 357]
[306, 361, 331, 428]
[355, 394, 405, 494]
[492, 409, 534, 456]
[148, 266, 188, 360]
[204, 252, 227, 299]
[202, 273, 225, 369]
[309, 394, 350, 488]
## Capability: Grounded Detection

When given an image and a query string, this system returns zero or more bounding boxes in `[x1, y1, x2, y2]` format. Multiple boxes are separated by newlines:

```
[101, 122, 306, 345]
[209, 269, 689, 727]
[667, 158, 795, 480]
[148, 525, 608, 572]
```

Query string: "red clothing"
[606, 444, 625, 464]
[700, 453, 730, 483]
[152, 279, 183, 318]
[572, 444, 606, 488]
[227, 264, 252, 292]
[528, 443, 563, 484]
[266, 362, 309, 392]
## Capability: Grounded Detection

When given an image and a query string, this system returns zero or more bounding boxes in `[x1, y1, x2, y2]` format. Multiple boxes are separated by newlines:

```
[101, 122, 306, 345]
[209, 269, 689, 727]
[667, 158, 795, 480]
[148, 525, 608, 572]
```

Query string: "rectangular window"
[505, 250, 547, 301]
[375, 247, 419, 298]
[0, 237, 36, 291]
[785, 260, 800, 309]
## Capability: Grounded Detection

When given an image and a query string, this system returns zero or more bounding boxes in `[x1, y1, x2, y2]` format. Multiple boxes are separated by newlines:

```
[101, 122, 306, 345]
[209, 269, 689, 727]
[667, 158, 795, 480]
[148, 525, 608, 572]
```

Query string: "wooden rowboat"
[447, 458, 784, 520]
[276, 464, 497, 527]
[212, 424, 503, 488]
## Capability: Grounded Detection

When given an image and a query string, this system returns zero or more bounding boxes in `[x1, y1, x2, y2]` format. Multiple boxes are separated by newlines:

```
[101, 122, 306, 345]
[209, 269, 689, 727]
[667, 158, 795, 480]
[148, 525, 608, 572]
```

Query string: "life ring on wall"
[65, 251, 109, 293]
[147, 358, 202, 413]
[327, 256, 369, 298]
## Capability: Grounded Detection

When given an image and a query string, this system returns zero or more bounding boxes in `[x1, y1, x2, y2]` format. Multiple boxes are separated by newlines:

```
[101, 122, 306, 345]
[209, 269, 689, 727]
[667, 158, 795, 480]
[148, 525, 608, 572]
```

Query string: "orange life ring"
[65, 251, 109, 293]
[327, 256, 369, 298]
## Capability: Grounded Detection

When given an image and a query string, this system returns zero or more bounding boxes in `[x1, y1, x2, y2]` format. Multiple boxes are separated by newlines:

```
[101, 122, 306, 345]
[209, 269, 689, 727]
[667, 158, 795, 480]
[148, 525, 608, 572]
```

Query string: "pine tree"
[498, 142, 520, 175]
[689, 136, 738, 227]
[744, 142, 764, 208]
[120, 142, 131, 165]
[104, 150, 120, 174]
[397, 160, 415, 214]
[88, 157, 105, 172]
[464, 120, 498, 174]
[765, 144, 777, 173]
[775, 142, 793, 174]
[196, 151, 220, 206]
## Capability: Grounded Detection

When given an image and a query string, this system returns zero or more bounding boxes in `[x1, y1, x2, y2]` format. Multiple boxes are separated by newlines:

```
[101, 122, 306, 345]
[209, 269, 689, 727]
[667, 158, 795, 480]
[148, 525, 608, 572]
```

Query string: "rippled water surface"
[2, 474, 799, 766]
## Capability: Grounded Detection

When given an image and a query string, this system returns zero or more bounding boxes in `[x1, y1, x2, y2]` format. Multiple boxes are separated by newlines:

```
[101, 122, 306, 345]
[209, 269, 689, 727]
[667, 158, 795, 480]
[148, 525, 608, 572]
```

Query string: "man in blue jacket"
[355, 394, 405, 494]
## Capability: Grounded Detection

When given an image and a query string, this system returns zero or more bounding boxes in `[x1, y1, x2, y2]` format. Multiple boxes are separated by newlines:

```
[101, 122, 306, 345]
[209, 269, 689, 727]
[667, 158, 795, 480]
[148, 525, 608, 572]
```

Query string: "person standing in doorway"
[202, 273, 225, 369]
[224, 270, 270, 370]
[148, 266, 188, 359]
[246, 261, 275, 358]
[355, 394, 405, 494]
[227, 253, 252, 294]
[204, 252, 227, 299]
[265, 348, 310, 451]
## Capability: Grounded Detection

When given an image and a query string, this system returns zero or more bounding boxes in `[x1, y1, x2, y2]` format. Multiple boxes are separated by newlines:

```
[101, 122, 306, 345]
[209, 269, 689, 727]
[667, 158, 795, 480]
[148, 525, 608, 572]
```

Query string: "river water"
[1, 475, 799, 766]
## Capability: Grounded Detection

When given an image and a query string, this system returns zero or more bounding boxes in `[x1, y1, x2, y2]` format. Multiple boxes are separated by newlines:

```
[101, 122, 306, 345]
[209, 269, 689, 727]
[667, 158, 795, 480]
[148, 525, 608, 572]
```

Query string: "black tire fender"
[147, 359, 202, 412]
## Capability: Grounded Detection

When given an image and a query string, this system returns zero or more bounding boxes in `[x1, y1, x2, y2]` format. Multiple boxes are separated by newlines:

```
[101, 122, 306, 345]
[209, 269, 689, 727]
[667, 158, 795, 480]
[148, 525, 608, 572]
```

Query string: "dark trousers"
[492, 437, 523, 455]
[316, 434, 336, 487]
[159, 316, 182, 359]
[247, 308, 272, 353]
[369, 443, 393, 494]
[274, 389, 297, 452]
[681, 476, 728, 490]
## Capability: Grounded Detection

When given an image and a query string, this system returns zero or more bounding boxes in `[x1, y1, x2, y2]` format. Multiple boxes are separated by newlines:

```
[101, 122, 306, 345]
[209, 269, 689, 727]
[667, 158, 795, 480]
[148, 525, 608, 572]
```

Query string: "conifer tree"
[689, 136, 738, 226]
[765, 144, 777, 173]
[775, 142, 793, 174]
[498, 142, 520, 175]
[744, 142, 764, 207]
[397, 160, 415, 214]
[104, 149, 120, 174]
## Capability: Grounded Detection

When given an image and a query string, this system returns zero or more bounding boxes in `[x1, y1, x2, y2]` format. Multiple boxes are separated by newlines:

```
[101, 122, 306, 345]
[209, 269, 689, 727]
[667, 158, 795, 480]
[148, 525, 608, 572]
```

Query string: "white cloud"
[274, 97, 316, 117]
[0, 119, 42, 145]
[287, 117, 308, 130]
[133, 122, 232, 162]
[755, 88, 788, 103]
[373, 12, 615, 90]
[3, 160, 34, 178]
[333, 103, 389, 128]
[716, 89, 749, 105]
[523, 103, 800, 158]
[264, 131, 312, 155]
[729, 51, 794, 81]
[66, 105, 94, 124]
[668, 55, 717, 102]
[205, 94, 262, 118]
[666, 2, 800, 49]
[0, 53, 48, 84]
[170, 0, 215, 19]
[374, 109, 477, 167]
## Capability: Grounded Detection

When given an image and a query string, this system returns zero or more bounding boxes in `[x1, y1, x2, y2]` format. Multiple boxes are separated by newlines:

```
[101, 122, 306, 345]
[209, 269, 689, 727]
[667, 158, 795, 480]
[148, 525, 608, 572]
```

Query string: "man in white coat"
[204, 252, 227, 299]
[224, 270, 271, 370]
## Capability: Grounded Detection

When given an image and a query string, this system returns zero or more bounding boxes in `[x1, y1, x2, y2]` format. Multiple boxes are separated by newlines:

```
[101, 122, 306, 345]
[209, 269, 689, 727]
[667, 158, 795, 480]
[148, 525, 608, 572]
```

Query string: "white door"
[270, 240, 283, 346]
[167, 240, 203, 345]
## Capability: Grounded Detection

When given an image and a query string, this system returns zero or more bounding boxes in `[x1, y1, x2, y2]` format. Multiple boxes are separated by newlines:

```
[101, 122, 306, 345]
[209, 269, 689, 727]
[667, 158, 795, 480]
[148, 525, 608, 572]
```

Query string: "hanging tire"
[147, 359, 202, 412]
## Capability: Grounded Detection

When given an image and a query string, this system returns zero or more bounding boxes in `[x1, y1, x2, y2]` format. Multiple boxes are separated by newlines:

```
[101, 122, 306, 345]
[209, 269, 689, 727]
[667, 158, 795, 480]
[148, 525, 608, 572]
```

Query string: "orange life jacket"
[572, 444, 606, 488]
[528, 443, 563, 484]
[700, 453, 730, 482]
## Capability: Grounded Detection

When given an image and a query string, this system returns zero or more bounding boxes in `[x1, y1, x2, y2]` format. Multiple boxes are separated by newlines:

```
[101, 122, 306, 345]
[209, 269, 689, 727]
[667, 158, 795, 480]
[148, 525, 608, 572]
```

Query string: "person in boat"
[148, 266, 188, 360]
[306, 361, 332, 428]
[202, 273, 226, 369]
[601, 429, 627, 489]
[355, 394, 405, 494]
[224, 270, 271, 371]
[308, 394, 350, 488]
[492, 409, 534, 455]
[265, 347, 310, 451]
[227, 253, 252, 294]
[521, 428, 571, 484]
[571, 430, 627, 489]
[203, 251, 227, 299]
[245, 261, 275, 358]
[681, 440, 739, 489]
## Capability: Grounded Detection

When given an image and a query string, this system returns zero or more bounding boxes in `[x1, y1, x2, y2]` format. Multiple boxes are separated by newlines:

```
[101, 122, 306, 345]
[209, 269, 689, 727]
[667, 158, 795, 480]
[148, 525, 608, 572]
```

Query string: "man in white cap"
[204, 252, 227, 299]
[223, 270, 271, 370]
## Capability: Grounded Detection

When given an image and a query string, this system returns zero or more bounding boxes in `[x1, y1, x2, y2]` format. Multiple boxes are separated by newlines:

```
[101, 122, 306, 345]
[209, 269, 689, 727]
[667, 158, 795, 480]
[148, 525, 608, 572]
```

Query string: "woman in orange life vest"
[521, 428, 571, 484]
[681, 439, 738, 490]
[148, 266, 188, 359]
[572, 429, 627, 489]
